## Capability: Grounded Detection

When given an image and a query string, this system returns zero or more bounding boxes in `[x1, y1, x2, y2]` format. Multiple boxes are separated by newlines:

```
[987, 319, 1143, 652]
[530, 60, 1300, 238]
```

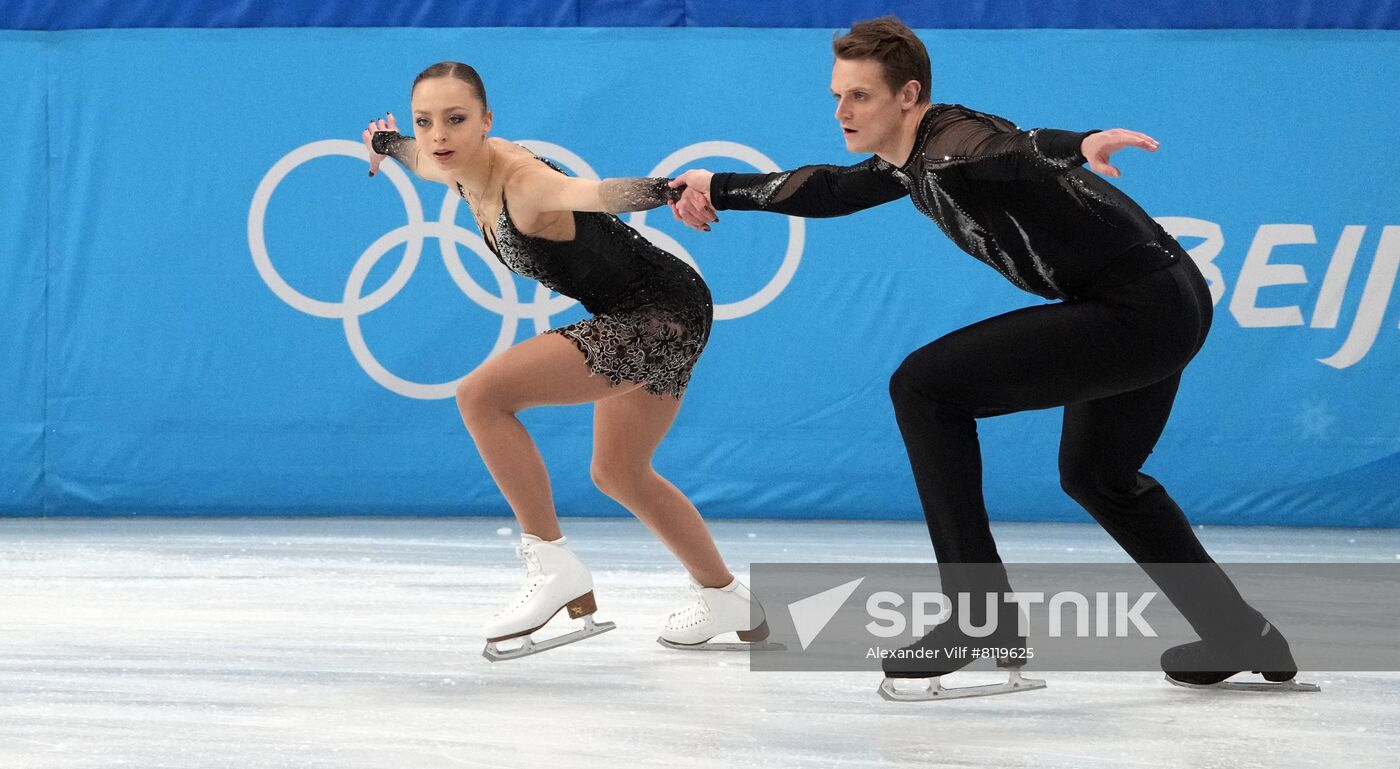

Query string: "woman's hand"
[669, 170, 718, 231]
[362, 112, 399, 177]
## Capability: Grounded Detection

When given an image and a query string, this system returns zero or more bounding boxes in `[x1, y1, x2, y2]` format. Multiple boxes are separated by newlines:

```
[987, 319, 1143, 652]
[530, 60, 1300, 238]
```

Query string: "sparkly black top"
[487, 157, 711, 321]
[710, 104, 1174, 300]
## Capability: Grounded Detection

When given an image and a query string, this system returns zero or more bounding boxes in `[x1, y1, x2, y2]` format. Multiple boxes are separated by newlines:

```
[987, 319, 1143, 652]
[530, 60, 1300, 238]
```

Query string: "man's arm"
[670, 157, 907, 230]
[929, 109, 1157, 181]
[710, 156, 908, 216]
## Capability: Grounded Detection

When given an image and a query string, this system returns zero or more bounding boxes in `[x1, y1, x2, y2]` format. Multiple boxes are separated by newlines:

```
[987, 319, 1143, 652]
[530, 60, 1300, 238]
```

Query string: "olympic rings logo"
[248, 139, 804, 399]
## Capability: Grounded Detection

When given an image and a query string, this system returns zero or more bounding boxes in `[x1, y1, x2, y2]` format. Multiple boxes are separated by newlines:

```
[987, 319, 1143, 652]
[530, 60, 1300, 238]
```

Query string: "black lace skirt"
[551, 274, 712, 398]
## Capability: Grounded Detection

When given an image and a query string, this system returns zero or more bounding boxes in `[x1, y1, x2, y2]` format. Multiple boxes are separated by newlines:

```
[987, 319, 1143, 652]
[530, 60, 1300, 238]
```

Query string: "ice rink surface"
[2, 517, 1398, 769]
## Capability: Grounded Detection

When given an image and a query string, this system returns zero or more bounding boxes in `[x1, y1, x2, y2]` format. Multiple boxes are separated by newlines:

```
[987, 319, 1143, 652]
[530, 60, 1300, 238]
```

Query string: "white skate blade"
[482, 616, 616, 662]
[655, 637, 787, 652]
[878, 669, 1046, 702]
[1165, 675, 1320, 692]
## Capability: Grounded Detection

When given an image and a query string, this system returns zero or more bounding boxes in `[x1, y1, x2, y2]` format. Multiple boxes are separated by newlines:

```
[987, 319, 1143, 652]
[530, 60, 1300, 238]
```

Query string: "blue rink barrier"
[0, 28, 1397, 526]
[5, 0, 1399, 29]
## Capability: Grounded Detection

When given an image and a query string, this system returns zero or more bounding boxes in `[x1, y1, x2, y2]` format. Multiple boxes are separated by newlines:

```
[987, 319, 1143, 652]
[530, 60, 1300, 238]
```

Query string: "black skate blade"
[1165, 674, 1320, 692]
[878, 669, 1046, 702]
[482, 616, 616, 662]
[655, 637, 787, 652]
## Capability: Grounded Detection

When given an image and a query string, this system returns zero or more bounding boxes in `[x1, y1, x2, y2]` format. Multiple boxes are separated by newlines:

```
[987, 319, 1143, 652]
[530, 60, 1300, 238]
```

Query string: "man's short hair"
[833, 16, 932, 103]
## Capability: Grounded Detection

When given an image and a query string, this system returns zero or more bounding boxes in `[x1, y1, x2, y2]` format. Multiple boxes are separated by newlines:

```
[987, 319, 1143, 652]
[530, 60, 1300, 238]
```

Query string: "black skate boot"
[1162, 621, 1319, 692]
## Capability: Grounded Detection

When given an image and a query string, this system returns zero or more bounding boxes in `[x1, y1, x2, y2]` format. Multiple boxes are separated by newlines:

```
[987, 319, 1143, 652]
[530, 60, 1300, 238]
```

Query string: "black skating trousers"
[888, 241, 1267, 645]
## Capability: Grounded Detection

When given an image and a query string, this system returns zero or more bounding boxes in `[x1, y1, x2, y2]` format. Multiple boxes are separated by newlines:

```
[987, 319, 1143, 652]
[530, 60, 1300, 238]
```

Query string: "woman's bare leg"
[591, 388, 733, 588]
[455, 333, 642, 541]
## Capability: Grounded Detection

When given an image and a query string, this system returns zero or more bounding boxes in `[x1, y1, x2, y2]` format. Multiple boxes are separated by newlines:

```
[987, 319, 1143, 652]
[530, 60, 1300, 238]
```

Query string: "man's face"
[830, 57, 906, 155]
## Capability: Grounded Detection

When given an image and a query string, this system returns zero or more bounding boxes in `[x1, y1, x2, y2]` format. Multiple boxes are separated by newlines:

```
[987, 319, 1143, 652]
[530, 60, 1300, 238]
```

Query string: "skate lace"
[492, 543, 545, 619]
[516, 543, 543, 577]
[666, 583, 710, 629]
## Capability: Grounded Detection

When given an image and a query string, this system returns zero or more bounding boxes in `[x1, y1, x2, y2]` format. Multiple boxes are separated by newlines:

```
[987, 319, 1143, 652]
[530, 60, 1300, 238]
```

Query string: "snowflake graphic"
[1293, 400, 1338, 441]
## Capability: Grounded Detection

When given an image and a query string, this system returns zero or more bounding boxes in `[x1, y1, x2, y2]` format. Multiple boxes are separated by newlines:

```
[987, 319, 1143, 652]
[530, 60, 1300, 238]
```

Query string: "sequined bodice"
[483, 159, 709, 317]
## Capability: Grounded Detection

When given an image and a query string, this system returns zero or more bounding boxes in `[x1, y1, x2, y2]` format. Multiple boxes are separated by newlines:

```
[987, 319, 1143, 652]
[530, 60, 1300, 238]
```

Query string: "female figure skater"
[363, 62, 766, 660]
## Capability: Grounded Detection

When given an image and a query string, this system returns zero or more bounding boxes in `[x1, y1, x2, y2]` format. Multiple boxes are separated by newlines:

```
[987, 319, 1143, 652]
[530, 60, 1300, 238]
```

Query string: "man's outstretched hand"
[1081, 129, 1160, 179]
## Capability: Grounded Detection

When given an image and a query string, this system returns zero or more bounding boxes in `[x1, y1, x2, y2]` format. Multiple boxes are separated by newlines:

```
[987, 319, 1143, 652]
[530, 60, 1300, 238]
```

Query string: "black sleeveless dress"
[482, 156, 713, 398]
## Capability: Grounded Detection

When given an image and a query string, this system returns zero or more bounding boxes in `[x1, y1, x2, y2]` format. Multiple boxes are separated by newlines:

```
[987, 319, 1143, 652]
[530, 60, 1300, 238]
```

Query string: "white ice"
[2, 517, 1398, 769]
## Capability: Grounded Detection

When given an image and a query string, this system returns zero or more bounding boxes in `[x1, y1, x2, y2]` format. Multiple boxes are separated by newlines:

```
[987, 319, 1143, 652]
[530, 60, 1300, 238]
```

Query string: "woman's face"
[410, 77, 493, 171]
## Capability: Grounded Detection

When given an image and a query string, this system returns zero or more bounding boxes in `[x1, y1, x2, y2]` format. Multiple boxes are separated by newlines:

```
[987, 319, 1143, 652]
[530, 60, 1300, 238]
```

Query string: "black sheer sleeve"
[371, 130, 421, 174]
[924, 108, 1098, 181]
[708, 155, 907, 217]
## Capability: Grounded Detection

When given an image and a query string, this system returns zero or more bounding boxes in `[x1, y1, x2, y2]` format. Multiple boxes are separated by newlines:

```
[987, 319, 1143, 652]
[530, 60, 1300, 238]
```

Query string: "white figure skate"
[482, 534, 615, 662]
[656, 577, 785, 651]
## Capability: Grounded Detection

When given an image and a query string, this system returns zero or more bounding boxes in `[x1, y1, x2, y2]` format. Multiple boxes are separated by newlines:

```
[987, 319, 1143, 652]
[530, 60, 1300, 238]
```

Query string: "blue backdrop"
[1, 28, 1397, 525]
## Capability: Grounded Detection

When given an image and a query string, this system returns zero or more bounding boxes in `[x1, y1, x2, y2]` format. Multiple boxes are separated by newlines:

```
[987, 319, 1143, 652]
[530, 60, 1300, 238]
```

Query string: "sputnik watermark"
[757, 563, 1400, 672]
[863, 591, 1159, 638]
[866, 644, 1036, 661]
